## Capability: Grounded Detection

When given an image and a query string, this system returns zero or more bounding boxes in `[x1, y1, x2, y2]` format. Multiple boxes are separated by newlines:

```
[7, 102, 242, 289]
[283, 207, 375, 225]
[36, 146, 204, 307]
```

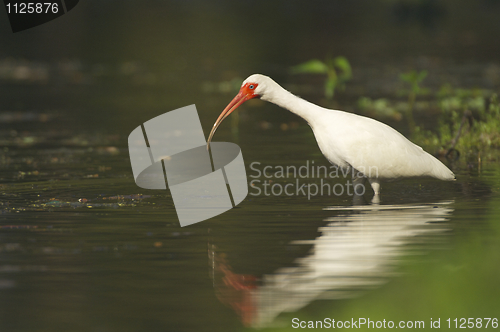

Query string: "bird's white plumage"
[242, 74, 455, 193]
[310, 110, 454, 180]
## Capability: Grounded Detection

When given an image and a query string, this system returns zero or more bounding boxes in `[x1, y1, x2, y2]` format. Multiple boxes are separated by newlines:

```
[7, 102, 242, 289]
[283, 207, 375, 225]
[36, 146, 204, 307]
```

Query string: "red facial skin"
[207, 83, 260, 149]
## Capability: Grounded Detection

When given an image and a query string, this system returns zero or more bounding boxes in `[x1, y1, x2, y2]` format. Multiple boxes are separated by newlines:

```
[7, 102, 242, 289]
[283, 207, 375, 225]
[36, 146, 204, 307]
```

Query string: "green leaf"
[333, 56, 352, 80]
[400, 71, 416, 84]
[290, 59, 329, 74]
[416, 70, 428, 83]
[325, 77, 336, 99]
[400, 70, 427, 85]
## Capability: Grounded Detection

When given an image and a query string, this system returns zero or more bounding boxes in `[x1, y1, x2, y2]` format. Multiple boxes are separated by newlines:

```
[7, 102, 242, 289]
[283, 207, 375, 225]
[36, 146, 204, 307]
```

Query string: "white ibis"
[207, 74, 455, 200]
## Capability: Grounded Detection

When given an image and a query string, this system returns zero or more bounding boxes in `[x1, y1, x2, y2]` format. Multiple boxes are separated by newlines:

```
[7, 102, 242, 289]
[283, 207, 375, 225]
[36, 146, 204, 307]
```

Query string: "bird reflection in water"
[209, 201, 454, 328]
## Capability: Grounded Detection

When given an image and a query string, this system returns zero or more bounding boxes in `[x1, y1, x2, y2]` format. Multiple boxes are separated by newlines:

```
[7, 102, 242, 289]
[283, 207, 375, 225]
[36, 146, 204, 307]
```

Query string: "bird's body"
[207, 74, 455, 199]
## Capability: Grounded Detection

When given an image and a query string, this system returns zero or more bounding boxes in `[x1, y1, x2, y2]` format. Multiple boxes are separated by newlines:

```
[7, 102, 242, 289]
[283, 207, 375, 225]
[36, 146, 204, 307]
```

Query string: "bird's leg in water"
[368, 179, 381, 204]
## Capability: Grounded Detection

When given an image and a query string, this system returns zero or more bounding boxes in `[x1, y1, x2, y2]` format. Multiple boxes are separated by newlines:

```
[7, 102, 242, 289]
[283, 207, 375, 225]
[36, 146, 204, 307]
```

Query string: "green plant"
[357, 97, 403, 121]
[291, 56, 352, 99]
[399, 70, 429, 134]
[412, 88, 500, 161]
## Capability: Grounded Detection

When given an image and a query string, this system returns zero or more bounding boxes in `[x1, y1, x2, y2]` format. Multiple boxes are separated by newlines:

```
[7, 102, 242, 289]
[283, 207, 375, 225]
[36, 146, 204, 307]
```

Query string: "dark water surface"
[1, 83, 499, 331]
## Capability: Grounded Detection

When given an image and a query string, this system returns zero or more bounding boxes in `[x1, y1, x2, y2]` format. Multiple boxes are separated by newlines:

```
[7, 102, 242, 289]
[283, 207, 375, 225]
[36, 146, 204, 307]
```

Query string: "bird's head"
[207, 74, 274, 149]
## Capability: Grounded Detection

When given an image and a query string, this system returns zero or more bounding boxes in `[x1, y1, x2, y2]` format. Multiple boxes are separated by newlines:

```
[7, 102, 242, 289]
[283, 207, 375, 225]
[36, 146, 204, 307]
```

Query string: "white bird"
[207, 74, 455, 200]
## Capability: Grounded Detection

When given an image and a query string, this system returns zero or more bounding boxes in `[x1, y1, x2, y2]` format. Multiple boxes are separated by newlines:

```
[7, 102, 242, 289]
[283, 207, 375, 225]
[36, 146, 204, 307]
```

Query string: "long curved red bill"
[207, 83, 259, 150]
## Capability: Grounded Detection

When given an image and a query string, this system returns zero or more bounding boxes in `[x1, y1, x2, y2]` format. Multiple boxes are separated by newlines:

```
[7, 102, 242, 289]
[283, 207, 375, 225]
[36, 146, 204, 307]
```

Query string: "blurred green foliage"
[291, 56, 352, 99]
[355, 69, 500, 161]
[399, 70, 429, 134]
[357, 97, 403, 121]
[400, 70, 429, 96]
[413, 88, 500, 160]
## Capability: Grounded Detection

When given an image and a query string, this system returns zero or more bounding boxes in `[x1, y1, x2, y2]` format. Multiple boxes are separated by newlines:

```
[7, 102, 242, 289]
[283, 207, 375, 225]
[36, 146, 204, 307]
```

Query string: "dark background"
[1, 0, 500, 135]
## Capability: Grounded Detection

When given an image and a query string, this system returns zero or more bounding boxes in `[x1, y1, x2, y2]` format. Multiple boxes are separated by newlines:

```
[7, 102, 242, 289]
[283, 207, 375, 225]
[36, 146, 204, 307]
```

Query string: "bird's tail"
[429, 156, 455, 181]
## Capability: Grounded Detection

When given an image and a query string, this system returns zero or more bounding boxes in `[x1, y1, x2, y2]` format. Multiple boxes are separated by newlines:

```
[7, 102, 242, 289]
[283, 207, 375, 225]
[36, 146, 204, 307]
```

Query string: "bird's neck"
[261, 84, 326, 125]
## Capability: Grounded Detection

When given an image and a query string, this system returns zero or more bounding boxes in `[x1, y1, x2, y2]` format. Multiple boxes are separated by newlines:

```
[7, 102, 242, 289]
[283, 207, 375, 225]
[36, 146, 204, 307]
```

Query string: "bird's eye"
[249, 84, 255, 89]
